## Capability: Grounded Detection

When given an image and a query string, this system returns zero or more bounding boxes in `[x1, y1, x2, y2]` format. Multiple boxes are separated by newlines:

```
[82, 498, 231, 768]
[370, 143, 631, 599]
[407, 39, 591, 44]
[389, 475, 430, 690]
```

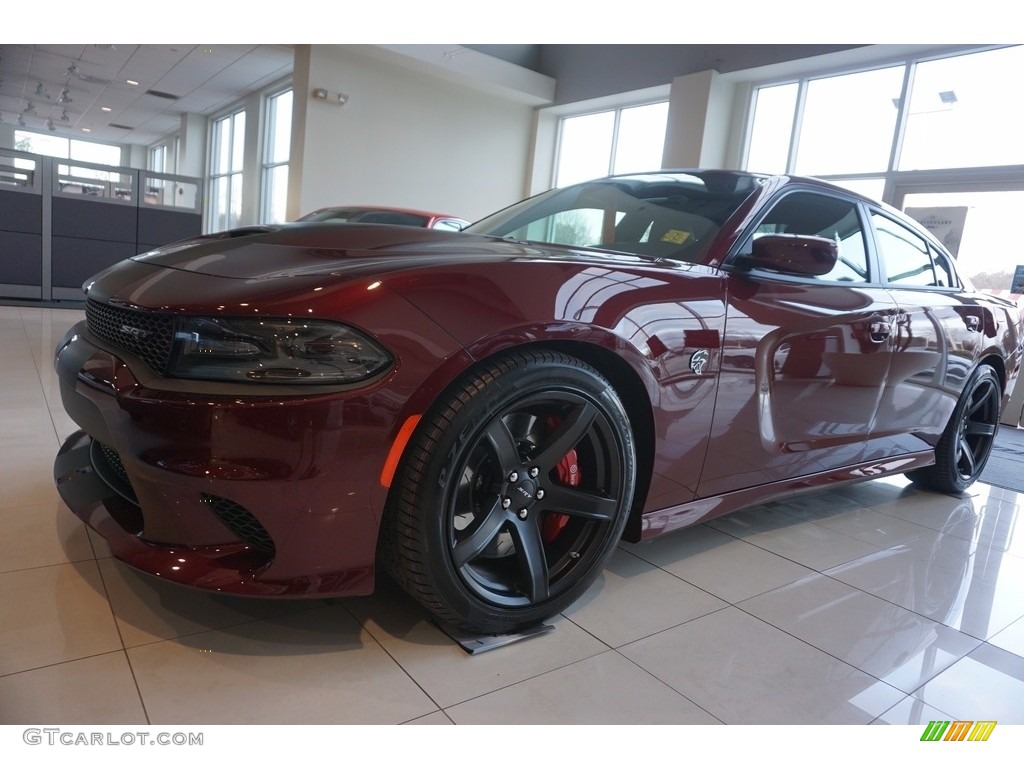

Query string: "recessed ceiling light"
[82, 128, 91, 132]
[101, 106, 112, 112]
[126, 79, 139, 86]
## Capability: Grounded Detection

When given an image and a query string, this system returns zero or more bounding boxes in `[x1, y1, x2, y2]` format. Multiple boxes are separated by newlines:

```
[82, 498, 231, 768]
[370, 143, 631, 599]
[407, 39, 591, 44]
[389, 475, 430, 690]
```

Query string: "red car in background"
[296, 205, 469, 231]
[54, 170, 1022, 635]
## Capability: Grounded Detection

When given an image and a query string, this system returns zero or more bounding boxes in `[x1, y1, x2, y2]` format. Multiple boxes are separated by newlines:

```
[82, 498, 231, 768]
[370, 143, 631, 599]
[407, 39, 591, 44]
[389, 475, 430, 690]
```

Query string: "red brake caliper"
[542, 448, 578, 542]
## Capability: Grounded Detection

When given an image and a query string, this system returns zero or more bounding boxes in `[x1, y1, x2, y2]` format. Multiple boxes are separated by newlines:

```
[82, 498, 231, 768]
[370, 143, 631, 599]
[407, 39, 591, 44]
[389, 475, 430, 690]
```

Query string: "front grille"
[86, 298, 175, 373]
[200, 494, 276, 556]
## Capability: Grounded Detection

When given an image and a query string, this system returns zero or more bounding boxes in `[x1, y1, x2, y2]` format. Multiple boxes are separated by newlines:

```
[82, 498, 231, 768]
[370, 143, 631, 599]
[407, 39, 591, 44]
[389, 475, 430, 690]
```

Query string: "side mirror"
[743, 234, 839, 277]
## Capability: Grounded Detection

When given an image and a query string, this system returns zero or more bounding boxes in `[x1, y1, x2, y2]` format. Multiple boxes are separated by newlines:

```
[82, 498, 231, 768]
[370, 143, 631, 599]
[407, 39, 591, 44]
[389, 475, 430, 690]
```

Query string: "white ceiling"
[0, 44, 294, 146]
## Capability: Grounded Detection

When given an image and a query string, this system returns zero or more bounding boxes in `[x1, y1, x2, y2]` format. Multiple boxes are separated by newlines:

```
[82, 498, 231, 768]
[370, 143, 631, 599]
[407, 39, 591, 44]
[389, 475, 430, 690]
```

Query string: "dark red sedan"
[53, 171, 1023, 634]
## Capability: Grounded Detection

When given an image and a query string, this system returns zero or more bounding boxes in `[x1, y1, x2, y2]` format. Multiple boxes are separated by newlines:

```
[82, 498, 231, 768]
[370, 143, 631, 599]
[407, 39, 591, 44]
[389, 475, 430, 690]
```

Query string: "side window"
[741, 191, 869, 282]
[871, 212, 940, 287]
[930, 246, 959, 288]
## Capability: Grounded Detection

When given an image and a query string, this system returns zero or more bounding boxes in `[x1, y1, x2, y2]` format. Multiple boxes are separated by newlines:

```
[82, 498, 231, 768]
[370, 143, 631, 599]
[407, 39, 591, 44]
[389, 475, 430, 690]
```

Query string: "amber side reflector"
[379, 414, 422, 488]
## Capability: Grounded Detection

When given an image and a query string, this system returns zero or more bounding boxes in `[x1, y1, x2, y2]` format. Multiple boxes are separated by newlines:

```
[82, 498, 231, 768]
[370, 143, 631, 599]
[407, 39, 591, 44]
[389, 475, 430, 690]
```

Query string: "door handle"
[869, 321, 892, 343]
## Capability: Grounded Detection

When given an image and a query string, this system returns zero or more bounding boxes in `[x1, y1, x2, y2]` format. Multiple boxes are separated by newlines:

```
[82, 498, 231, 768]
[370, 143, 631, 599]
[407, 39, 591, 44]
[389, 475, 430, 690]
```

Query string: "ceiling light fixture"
[46, 118, 56, 131]
[66, 62, 79, 77]
[24, 101, 36, 115]
[82, 127, 91, 133]
[60, 109, 70, 123]
[126, 79, 139, 86]
[58, 88, 72, 104]
[101, 106, 112, 112]
[35, 82, 49, 98]
[18, 114, 26, 127]
[939, 90, 958, 105]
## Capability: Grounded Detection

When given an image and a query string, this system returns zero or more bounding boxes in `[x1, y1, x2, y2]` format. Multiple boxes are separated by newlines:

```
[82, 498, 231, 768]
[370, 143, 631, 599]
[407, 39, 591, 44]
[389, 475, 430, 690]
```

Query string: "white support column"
[662, 69, 738, 170]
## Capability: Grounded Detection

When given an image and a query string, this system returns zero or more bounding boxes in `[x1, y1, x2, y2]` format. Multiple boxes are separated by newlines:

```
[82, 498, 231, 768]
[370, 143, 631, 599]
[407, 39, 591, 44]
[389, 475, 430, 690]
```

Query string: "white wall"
[290, 45, 536, 222]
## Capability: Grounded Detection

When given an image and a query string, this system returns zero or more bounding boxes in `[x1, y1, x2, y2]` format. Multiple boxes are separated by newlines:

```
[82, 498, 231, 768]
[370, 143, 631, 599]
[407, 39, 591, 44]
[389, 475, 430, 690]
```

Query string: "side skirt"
[636, 450, 934, 540]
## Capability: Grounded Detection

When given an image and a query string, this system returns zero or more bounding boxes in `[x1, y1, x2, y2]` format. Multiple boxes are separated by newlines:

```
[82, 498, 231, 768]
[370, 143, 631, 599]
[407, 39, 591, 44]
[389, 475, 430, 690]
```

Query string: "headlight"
[166, 317, 392, 385]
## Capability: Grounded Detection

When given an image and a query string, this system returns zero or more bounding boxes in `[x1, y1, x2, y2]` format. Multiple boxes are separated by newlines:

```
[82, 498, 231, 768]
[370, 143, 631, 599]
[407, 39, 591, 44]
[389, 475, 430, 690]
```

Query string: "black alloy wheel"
[382, 349, 636, 635]
[908, 365, 1001, 494]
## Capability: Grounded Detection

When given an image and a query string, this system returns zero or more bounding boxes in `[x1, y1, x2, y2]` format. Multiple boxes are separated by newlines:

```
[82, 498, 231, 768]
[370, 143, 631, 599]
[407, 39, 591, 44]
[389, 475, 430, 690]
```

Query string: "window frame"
[867, 208, 962, 291]
[553, 99, 669, 188]
[260, 85, 293, 224]
[726, 187, 879, 287]
[207, 106, 247, 232]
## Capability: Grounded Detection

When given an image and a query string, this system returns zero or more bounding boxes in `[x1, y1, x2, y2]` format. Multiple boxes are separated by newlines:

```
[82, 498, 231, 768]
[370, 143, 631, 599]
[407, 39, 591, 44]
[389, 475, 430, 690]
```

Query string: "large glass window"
[745, 82, 798, 174]
[794, 66, 904, 176]
[899, 46, 1024, 170]
[14, 130, 121, 166]
[555, 102, 668, 187]
[209, 109, 246, 231]
[744, 46, 1022, 199]
[262, 88, 292, 224]
[149, 144, 166, 173]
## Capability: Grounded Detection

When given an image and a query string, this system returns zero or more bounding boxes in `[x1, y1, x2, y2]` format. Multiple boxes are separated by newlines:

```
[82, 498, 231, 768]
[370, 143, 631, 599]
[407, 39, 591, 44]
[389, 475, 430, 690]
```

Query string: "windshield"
[465, 171, 764, 262]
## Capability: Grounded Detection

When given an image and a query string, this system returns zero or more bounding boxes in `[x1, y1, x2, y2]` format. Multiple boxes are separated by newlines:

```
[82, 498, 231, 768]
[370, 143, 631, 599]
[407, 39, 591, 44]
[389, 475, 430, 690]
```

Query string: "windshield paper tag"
[661, 229, 692, 244]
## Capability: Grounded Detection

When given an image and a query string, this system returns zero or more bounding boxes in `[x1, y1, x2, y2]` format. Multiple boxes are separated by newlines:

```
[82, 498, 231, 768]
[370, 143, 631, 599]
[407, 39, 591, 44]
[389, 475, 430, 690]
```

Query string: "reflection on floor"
[2, 306, 1023, 725]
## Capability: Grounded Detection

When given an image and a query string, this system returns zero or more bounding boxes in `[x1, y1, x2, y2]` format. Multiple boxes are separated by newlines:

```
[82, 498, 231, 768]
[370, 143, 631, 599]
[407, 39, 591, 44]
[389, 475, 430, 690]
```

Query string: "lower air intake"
[200, 493, 276, 557]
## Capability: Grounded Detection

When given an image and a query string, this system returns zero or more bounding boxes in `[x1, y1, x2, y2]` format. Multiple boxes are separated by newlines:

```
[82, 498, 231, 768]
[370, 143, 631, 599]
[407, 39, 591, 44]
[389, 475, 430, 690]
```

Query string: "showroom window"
[261, 88, 292, 224]
[209, 108, 246, 231]
[898, 45, 1024, 170]
[743, 45, 1024, 193]
[14, 130, 122, 166]
[149, 143, 166, 173]
[555, 101, 669, 187]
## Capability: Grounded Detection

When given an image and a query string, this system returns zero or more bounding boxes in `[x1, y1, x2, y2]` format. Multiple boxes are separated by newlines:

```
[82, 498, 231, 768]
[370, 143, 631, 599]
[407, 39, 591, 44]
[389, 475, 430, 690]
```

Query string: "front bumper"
[53, 322, 390, 597]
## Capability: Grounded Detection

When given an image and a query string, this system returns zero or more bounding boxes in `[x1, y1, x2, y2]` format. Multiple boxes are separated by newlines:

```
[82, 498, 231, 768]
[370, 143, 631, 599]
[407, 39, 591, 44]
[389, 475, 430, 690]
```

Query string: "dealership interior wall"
[2, 43, 1024, 732]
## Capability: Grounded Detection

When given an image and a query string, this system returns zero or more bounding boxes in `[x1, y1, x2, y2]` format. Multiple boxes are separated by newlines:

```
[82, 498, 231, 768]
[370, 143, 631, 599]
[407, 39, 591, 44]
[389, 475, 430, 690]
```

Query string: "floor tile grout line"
[338, 600, 449, 720]
[729, 594, 978, 701]
[89, 549, 153, 725]
[0, 648, 129, 681]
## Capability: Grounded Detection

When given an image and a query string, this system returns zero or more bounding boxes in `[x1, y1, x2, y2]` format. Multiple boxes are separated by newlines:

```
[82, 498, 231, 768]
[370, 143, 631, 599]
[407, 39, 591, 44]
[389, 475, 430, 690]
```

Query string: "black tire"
[907, 365, 1001, 494]
[381, 349, 636, 635]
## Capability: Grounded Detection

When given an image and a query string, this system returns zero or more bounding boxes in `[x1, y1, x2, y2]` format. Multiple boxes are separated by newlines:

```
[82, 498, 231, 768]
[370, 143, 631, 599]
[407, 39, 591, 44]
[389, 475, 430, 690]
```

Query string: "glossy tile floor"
[2, 305, 1024, 725]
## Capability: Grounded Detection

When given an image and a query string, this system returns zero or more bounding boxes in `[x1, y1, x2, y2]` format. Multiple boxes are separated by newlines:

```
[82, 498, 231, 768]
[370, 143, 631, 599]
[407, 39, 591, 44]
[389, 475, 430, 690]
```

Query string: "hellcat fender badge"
[689, 349, 710, 375]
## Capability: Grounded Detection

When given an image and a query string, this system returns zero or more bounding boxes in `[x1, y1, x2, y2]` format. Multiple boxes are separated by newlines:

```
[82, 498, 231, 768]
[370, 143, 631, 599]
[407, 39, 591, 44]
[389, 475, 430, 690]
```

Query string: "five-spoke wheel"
[907, 365, 1001, 493]
[382, 350, 636, 634]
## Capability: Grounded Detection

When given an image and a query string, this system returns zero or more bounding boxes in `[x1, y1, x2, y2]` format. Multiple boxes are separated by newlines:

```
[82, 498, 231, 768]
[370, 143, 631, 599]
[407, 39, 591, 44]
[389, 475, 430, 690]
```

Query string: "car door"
[698, 189, 901, 498]
[866, 209, 987, 459]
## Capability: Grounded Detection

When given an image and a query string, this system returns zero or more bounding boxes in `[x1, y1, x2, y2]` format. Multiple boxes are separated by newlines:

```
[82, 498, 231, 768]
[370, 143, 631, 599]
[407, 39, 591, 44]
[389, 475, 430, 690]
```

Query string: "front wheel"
[381, 349, 637, 635]
[907, 365, 1001, 493]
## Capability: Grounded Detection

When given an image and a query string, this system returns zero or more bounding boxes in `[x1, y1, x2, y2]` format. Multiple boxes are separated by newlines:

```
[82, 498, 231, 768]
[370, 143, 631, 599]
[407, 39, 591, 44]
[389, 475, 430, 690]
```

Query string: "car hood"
[131, 224, 557, 280]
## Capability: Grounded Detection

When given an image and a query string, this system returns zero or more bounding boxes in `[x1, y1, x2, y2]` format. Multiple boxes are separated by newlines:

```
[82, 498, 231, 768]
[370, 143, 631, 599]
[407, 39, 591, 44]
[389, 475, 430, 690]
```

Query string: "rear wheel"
[907, 365, 1001, 493]
[382, 349, 636, 634]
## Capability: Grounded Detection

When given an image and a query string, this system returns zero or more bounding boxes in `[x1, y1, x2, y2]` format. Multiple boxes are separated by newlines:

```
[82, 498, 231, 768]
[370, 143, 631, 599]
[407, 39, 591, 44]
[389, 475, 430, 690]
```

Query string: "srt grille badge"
[119, 325, 150, 340]
[689, 349, 710, 375]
